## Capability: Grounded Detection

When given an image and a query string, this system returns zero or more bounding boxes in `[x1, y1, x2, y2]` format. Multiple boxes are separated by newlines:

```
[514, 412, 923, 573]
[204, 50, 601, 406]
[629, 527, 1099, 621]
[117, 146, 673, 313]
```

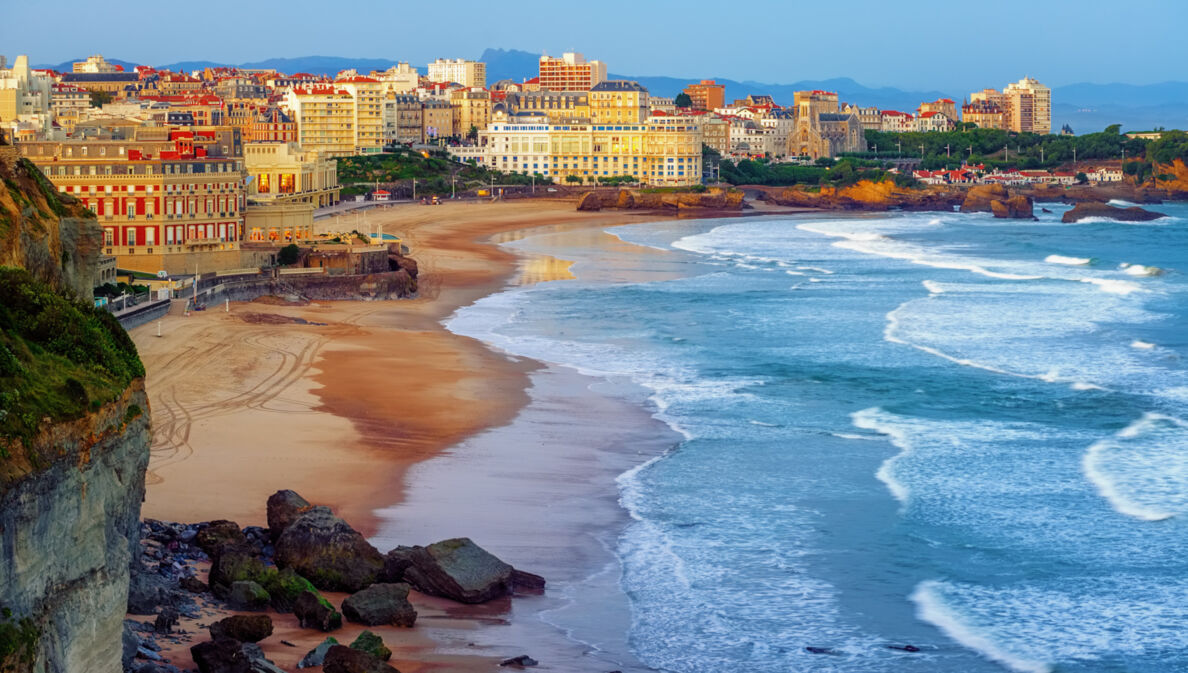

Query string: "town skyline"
[6, 0, 1187, 91]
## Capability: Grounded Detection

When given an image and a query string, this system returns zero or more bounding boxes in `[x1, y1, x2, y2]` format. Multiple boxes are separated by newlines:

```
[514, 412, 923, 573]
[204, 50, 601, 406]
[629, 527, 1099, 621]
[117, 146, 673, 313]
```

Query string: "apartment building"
[421, 99, 453, 141]
[683, 80, 725, 111]
[589, 80, 649, 124]
[450, 88, 493, 137]
[962, 99, 1007, 130]
[427, 59, 486, 88]
[0, 55, 53, 134]
[917, 98, 958, 122]
[913, 111, 955, 133]
[383, 94, 423, 144]
[1004, 77, 1051, 134]
[502, 90, 589, 122]
[282, 85, 356, 157]
[19, 131, 247, 274]
[538, 53, 607, 91]
[879, 110, 914, 133]
[374, 62, 420, 93]
[336, 76, 385, 153]
[73, 55, 121, 74]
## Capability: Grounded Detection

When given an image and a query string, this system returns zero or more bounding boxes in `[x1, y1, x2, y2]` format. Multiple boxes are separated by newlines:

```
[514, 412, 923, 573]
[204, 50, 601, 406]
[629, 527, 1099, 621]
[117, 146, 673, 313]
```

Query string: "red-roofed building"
[918, 98, 958, 122]
[880, 110, 914, 133]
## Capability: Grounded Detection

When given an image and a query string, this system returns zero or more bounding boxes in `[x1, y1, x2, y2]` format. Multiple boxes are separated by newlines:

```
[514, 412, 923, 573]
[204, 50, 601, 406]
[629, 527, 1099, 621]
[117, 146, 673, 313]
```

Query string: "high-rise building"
[683, 80, 725, 111]
[282, 85, 356, 157]
[426, 59, 486, 88]
[0, 55, 53, 135]
[538, 53, 607, 91]
[1003, 77, 1051, 134]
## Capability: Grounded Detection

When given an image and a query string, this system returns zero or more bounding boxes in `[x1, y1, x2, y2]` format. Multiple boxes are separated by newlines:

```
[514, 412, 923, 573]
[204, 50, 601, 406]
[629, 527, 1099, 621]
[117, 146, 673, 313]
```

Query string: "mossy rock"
[349, 630, 391, 661]
[226, 581, 270, 611]
[259, 567, 317, 612]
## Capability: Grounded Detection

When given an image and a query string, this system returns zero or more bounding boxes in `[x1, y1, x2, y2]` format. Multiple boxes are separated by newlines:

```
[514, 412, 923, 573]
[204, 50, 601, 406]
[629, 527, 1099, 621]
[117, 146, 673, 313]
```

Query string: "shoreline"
[129, 198, 717, 671]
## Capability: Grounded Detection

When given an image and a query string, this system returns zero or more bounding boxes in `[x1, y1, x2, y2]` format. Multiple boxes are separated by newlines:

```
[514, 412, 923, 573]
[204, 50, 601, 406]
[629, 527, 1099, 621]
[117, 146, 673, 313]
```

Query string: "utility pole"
[451, 173, 456, 199]
[920, 144, 925, 159]
[531, 173, 535, 194]
[946, 144, 951, 157]
[896, 140, 902, 156]
[412, 178, 416, 201]
[1040, 146, 1044, 163]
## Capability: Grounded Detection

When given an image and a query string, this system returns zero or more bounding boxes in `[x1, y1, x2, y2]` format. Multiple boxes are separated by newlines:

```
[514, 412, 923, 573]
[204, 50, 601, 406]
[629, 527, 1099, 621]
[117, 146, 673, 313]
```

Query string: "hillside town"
[0, 50, 1157, 283]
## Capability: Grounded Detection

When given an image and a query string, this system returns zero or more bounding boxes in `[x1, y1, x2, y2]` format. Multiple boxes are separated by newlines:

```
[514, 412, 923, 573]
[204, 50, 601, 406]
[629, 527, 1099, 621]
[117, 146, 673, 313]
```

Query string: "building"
[913, 111, 955, 133]
[282, 85, 356, 157]
[335, 76, 385, 154]
[503, 90, 589, 122]
[842, 104, 882, 132]
[962, 99, 1007, 130]
[917, 98, 958, 122]
[243, 141, 338, 243]
[649, 96, 676, 116]
[1004, 77, 1051, 134]
[450, 88, 493, 138]
[698, 113, 731, 156]
[683, 80, 725, 111]
[426, 59, 486, 88]
[473, 113, 703, 187]
[421, 99, 453, 141]
[19, 131, 248, 274]
[538, 53, 607, 91]
[789, 91, 866, 158]
[0, 55, 53, 135]
[879, 110, 914, 133]
[374, 62, 420, 93]
[589, 80, 649, 124]
[73, 55, 122, 74]
[383, 94, 424, 144]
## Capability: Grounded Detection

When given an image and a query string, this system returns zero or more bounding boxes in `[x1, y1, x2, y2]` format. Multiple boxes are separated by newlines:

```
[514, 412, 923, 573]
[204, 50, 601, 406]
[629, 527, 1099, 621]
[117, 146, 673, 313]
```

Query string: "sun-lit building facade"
[538, 52, 607, 91]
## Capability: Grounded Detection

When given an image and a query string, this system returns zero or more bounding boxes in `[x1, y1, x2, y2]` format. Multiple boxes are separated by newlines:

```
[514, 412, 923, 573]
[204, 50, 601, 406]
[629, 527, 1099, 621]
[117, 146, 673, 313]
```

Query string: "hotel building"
[538, 53, 607, 91]
[18, 130, 249, 275]
[282, 85, 357, 157]
[426, 59, 486, 88]
[1004, 77, 1051, 134]
[683, 80, 726, 111]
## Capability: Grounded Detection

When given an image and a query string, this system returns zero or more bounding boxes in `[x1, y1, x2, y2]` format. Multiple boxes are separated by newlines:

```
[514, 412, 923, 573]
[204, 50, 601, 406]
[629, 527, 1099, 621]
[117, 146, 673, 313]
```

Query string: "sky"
[4, 0, 1185, 90]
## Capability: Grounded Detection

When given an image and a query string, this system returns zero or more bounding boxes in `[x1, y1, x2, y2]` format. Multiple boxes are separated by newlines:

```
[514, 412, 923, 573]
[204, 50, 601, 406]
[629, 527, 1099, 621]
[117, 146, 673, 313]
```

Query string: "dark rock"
[341, 583, 417, 627]
[136, 646, 163, 661]
[349, 630, 391, 661]
[322, 645, 400, 673]
[990, 194, 1035, 219]
[191, 638, 286, 673]
[209, 547, 266, 598]
[500, 654, 539, 667]
[378, 547, 415, 583]
[209, 614, 274, 643]
[1061, 201, 1167, 223]
[261, 567, 318, 612]
[155, 606, 179, 634]
[888, 644, 921, 652]
[194, 520, 248, 557]
[226, 581, 271, 611]
[297, 637, 339, 669]
[180, 576, 210, 594]
[128, 565, 174, 614]
[511, 569, 546, 594]
[293, 590, 343, 632]
[398, 538, 521, 604]
[123, 621, 140, 670]
[577, 191, 602, 211]
[274, 506, 384, 592]
[266, 490, 311, 542]
[805, 646, 839, 655]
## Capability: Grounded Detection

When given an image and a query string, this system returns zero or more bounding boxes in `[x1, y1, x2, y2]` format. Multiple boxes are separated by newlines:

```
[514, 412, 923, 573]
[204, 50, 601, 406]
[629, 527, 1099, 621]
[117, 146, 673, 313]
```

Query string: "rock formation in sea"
[1062, 201, 1167, 223]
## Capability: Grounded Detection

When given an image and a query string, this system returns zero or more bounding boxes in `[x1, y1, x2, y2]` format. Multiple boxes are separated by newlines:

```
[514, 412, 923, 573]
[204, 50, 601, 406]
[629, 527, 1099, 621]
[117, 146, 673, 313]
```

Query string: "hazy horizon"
[6, 0, 1186, 91]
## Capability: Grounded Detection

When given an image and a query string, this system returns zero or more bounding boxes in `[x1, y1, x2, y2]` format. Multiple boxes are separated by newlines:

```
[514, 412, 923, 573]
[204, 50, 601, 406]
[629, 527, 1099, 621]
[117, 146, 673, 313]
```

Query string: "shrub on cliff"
[0, 266, 143, 448]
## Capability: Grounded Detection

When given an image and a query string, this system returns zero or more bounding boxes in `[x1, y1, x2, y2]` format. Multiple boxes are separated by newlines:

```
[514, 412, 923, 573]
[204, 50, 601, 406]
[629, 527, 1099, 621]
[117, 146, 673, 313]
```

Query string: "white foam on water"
[797, 265, 835, 274]
[749, 420, 778, 427]
[1079, 277, 1143, 295]
[851, 407, 913, 504]
[1045, 254, 1092, 266]
[830, 432, 884, 441]
[921, 280, 946, 295]
[1108, 199, 1138, 207]
[1122, 264, 1163, 276]
[1071, 381, 1106, 391]
[911, 581, 1051, 673]
[1131, 340, 1156, 350]
[1082, 413, 1188, 521]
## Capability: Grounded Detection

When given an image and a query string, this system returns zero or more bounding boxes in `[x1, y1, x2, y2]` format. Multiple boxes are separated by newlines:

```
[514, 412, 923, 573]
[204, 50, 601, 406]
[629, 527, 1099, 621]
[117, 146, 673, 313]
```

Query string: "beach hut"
[372, 189, 391, 202]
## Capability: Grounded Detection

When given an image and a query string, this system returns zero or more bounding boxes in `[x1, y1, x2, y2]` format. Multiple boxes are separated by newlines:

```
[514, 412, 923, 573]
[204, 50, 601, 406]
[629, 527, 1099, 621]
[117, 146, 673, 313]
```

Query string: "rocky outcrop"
[768, 180, 964, 212]
[190, 639, 286, 673]
[0, 158, 101, 299]
[322, 645, 400, 673]
[1061, 202, 1167, 223]
[577, 187, 745, 212]
[0, 383, 149, 673]
[274, 506, 385, 592]
[265, 489, 311, 542]
[293, 590, 343, 632]
[990, 195, 1035, 219]
[348, 631, 391, 661]
[298, 637, 339, 669]
[341, 583, 417, 627]
[960, 184, 1009, 213]
[387, 538, 543, 604]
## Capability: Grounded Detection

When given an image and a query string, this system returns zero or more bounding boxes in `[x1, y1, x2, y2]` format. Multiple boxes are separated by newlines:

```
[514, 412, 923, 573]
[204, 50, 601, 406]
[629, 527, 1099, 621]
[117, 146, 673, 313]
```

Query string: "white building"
[912, 111, 955, 133]
[375, 62, 420, 93]
[879, 110, 914, 133]
[0, 55, 53, 137]
[426, 59, 486, 88]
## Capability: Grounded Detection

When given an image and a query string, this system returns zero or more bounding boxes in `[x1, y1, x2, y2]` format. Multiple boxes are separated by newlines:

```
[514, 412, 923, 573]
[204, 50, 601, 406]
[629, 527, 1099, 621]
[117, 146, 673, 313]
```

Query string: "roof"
[590, 80, 648, 93]
[61, 72, 139, 83]
[336, 76, 379, 83]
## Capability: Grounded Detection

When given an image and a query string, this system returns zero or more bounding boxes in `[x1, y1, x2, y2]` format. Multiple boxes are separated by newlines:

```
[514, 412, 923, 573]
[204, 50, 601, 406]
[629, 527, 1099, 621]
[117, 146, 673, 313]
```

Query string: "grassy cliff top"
[0, 266, 144, 456]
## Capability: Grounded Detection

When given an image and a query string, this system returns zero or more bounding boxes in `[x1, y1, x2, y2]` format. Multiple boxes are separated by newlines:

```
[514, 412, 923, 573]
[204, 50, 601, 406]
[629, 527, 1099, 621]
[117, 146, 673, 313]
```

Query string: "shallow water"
[448, 201, 1188, 673]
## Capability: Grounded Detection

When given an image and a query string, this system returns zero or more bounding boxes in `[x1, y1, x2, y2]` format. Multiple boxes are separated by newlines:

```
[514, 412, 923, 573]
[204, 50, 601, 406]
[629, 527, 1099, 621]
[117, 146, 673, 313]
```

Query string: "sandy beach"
[129, 198, 694, 670]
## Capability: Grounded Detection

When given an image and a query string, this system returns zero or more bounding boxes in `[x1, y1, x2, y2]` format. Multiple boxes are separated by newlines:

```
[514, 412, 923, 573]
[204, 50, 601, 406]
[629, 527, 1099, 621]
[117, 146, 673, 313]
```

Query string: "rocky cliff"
[577, 187, 745, 212]
[0, 155, 102, 300]
[0, 156, 149, 673]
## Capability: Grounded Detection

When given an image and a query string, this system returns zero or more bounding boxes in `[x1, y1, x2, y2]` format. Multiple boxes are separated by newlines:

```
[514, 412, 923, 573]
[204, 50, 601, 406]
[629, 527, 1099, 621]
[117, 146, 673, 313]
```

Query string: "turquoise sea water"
[448, 200, 1188, 673]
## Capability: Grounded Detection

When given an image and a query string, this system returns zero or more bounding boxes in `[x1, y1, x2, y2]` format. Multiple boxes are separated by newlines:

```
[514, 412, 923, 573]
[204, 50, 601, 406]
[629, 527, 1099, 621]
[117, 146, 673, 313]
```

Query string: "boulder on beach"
[209, 614, 274, 643]
[390, 537, 542, 604]
[577, 191, 603, 212]
[349, 631, 392, 661]
[194, 520, 248, 557]
[341, 583, 417, 627]
[990, 194, 1035, 219]
[191, 638, 285, 673]
[960, 184, 1009, 213]
[323, 644, 400, 673]
[297, 637, 339, 669]
[208, 548, 266, 598]
[226, 580, 271, 611]
[1061, 201, 1167, 223]
[275, 506, 384, 592]
[266, 490, 311, 542]
[294, 590, 343, 632]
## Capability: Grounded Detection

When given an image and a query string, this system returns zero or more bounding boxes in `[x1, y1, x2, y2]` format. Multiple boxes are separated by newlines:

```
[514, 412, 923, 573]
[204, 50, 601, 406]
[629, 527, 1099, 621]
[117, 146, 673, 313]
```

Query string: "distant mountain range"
[36, 50, 1188, 132]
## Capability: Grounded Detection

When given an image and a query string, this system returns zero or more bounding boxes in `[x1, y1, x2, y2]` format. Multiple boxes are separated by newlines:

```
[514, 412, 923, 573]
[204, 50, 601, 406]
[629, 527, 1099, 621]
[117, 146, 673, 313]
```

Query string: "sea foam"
[1082, 413, 1188, 521]
[1045, 254, 1092, 266]
[911, 581, 1052, 673]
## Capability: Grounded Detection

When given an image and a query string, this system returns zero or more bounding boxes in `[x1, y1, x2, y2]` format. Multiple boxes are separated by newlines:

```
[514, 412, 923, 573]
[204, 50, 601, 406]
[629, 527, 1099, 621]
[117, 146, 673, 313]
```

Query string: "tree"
[675, 92, 693, 108]
[277, 244, 300, 266]
[565, 175, 583, 184]
[88, 90, 113, 108]
[1075, 172, 1089, 184]
[466, 125, 478, 142]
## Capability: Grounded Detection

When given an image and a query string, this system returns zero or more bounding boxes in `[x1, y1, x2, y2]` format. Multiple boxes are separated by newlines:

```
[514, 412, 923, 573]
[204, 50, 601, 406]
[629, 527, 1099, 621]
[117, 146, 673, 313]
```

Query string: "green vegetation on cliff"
[335, 146, 553, 197]
[0, 608, 38, 671]
[0, 267, 144, 448]
[721, 157, 919, 188]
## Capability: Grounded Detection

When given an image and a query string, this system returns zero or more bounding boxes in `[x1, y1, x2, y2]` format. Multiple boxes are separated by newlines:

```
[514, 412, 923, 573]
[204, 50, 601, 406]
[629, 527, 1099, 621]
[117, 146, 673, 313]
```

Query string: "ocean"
[445, 200, 1188, 673]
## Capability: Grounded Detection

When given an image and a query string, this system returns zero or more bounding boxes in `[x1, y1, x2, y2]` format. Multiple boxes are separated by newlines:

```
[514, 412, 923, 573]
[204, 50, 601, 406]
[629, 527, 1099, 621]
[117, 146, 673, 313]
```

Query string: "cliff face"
[577, 187, 745, 212]
[0, 155, 102, 300]
[767, 180, 964, 211]
[0, 154, 149, 673]
[0, 385, 150, 673]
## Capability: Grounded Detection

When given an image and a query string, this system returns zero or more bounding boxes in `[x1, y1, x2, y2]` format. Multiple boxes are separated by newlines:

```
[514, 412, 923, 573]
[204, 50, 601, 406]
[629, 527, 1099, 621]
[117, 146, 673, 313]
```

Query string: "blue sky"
[4, 0, 1184, 90]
